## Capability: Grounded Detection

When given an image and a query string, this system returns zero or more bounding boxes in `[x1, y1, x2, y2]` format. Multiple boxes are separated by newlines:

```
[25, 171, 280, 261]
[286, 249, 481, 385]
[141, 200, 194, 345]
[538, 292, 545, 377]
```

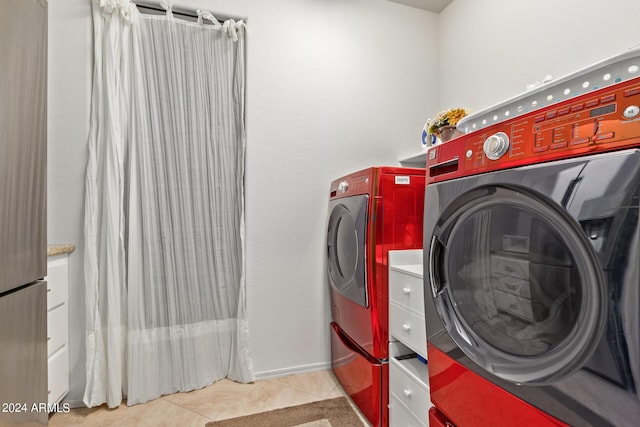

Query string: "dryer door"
[328, 195, 369, 307]
[428, 184, 607, 385]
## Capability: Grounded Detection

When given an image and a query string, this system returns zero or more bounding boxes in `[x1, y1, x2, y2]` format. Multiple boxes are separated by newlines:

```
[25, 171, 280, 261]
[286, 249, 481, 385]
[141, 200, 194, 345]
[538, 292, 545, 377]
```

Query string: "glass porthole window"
[327, 195, 368, 307]
[429, 186, 605, 384]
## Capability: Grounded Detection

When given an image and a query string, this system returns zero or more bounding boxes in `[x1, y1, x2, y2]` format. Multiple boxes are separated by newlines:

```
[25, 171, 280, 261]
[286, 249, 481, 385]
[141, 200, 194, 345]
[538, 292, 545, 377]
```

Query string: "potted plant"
[426, 107, 469, 143]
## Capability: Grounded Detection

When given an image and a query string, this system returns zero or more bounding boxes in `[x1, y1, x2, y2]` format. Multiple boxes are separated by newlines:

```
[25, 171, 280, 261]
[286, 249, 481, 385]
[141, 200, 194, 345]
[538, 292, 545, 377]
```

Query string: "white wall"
[48, 0, 438, 405]
[47, 0, 93, 408]
[436, 0, 640, 112]
[244, 0, 437, 379]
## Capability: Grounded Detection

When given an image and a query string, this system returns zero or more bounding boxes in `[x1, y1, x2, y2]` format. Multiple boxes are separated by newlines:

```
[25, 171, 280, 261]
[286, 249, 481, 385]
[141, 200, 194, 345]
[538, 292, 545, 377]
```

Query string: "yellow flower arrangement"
[427, 107, 469, 136]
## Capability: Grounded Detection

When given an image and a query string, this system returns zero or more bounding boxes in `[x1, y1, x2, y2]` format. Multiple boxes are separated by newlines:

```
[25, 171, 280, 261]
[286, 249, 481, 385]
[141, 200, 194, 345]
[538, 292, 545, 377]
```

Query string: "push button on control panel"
[624, 87, 640, 97]
[623, 105, 640, 119]
[593, 132, 615, 142]
[585, 99, 599, 108]
[600, 94, 616, 104]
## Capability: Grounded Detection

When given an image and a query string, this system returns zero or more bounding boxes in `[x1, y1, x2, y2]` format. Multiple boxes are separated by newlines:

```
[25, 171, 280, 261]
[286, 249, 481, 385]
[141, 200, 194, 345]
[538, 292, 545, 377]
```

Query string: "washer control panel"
[427, 76, 640, 183]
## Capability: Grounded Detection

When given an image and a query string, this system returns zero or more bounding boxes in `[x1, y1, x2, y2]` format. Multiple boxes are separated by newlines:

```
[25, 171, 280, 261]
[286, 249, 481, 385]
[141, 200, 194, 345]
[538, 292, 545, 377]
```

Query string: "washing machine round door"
[327, 195, 368, 307]
[428, 185, 606, 385]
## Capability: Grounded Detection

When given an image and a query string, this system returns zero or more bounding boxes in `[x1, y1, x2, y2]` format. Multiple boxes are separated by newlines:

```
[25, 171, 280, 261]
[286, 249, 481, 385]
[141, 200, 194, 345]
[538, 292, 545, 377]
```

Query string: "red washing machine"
[327, 166, 425, 427]
[424, 49, 640, 427]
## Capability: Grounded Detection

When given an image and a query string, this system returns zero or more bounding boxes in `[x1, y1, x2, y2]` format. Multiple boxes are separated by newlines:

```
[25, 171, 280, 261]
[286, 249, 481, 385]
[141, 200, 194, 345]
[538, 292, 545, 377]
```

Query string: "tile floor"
[49, 370, 369, 426]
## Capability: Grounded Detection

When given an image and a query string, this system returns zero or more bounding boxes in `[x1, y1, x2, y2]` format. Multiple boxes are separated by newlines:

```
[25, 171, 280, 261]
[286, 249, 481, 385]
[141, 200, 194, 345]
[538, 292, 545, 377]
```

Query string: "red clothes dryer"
[327, 166, 425, 427]
[423, 66, 640, 425]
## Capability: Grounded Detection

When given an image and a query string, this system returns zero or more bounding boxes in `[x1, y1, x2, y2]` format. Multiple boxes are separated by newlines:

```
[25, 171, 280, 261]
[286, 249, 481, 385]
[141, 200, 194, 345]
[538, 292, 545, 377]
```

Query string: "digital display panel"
[590, 103, 616, 117]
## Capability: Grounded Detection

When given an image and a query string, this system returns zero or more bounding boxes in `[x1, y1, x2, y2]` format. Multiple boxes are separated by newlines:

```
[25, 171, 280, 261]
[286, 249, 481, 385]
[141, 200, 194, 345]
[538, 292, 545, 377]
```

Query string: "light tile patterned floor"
[49, 370, 369, 426]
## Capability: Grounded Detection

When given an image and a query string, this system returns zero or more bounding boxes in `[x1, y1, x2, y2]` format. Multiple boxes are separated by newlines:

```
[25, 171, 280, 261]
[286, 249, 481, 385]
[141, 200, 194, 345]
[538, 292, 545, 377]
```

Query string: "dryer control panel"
[330, 170, 374, 199]
[427, 77, 640, 184]
[330, 166, 426, 199]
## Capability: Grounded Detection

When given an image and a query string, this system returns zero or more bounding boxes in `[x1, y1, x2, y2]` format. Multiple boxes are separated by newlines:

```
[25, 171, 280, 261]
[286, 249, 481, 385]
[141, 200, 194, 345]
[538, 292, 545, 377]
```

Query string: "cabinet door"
[389, 361, 430, 425]
[389, 267, 424, 314]
[46, 254, 70, 407]
[47, 257, 69, 310]
[48, 347, 70, 406]
[389, 395, 427, 427]
[47, 304, 68, 356]
[390, 302, 427, 357]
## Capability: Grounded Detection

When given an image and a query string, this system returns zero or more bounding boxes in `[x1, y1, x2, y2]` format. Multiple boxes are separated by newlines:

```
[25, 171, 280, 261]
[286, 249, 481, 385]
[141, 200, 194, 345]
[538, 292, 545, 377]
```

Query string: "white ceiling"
[386, 0, 453, 13]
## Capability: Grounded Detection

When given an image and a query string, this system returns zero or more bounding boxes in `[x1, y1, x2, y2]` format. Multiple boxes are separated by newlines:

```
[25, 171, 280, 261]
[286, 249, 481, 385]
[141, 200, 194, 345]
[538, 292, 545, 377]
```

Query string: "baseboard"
[63, 398, 87, 409]
[253, 361, 331, 380]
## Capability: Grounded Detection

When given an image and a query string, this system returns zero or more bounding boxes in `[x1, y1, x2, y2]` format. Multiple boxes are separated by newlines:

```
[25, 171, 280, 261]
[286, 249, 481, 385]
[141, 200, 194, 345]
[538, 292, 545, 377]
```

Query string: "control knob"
[338, 180, 349, 193]
[483, 132, 510, 160]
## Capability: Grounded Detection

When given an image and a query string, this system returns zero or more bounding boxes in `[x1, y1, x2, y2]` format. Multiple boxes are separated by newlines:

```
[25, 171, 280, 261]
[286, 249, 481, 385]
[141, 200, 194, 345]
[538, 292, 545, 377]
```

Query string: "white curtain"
[84, 0, 253, 408]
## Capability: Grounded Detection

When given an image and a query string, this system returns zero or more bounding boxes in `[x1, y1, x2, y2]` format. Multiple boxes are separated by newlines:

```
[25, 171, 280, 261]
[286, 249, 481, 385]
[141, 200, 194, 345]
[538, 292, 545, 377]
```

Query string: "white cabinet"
[46, 254, 70, 406]
[388, 250, 432, 427]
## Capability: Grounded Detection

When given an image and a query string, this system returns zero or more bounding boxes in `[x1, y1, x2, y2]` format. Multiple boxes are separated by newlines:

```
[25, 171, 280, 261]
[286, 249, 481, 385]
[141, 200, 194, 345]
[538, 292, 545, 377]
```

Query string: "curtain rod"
[133, 1, 245, 22]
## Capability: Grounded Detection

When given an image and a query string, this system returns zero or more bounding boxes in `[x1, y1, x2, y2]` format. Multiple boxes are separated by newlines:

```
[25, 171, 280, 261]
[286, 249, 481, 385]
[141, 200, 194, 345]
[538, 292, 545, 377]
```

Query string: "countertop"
[389, 263, 424, 279]
[47, 244, 76, 257]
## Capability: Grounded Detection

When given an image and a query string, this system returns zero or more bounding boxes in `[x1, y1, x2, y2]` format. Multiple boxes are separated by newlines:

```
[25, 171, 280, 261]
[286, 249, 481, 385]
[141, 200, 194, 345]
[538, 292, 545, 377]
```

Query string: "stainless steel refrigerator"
[0, 0, 48, 425]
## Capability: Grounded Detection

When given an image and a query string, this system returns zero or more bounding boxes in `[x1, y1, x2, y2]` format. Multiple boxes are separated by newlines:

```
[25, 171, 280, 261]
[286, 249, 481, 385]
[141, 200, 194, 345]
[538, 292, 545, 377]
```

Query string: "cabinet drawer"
[389, 395, 427, 427]
[389, 268, 425, 315]
[46, 258, 68, 310]
[48, 347, 69, 406]
[390, 302, 426, 357]
[390, 361, 430, 425]
[47, 304, 68, 356]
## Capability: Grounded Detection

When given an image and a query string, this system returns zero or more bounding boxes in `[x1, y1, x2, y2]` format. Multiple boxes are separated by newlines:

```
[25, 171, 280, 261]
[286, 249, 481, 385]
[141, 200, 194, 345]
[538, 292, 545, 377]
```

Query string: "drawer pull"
[48, 390, 51, 395]
[402, 287, 411, 295]
[47, 288, 52, 292]
[403, 389, 412, 397]
[47, 337, 51, 341]
[402, 323, 411, 331]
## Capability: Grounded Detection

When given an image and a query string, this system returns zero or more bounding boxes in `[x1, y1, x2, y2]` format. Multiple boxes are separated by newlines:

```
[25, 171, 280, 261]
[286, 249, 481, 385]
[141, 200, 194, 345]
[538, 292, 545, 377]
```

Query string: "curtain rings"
[197, 9, 222, 29]
[119, 0, 136, 23]
[223, 20, 239, 42]
[159, 1, 173, 17]
[97, 0, 135, 23]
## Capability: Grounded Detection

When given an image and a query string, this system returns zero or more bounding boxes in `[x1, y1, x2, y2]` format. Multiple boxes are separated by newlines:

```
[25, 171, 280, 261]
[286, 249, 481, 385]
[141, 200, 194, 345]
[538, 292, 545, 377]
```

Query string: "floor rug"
[204, 397, 364, 427]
